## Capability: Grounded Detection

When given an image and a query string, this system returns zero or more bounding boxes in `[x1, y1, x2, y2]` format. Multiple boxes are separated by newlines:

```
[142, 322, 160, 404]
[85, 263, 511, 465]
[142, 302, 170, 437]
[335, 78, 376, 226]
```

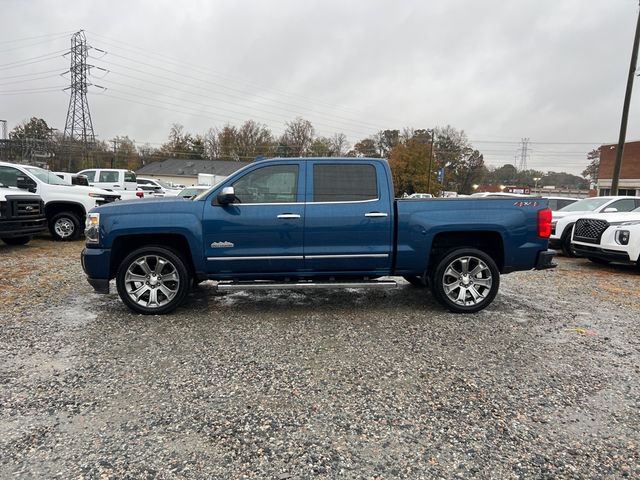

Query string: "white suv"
[571, 206, 640, 266]
[550, 196, 640, 255]
[0, 162, 120, 241]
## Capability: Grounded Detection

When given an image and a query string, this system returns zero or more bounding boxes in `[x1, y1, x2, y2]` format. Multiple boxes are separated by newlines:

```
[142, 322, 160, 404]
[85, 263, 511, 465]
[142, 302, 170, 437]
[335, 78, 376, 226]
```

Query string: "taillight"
[538, 208, 552, 238]
[136, 191, 144, 198]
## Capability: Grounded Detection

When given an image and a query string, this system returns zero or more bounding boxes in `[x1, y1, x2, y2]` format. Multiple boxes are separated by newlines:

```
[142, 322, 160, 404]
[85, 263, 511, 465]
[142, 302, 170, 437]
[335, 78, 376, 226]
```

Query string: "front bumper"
[81, 246, 112, 293]
[0, 217, 47, 238]
[572, 244, 632, 264]
[535, 249, 557, 270]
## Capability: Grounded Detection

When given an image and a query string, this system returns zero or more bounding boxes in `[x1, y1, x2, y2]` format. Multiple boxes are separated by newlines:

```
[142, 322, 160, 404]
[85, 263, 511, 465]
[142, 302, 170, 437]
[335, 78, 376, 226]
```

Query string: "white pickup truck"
[77, 168, 144, 201]
[0, 162, 121, 241]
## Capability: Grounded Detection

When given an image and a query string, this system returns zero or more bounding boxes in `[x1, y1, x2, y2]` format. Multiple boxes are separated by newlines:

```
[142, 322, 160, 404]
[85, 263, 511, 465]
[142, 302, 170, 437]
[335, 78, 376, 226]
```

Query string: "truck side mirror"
[217, 186, 236, 205]
[16, 175, 37, 193]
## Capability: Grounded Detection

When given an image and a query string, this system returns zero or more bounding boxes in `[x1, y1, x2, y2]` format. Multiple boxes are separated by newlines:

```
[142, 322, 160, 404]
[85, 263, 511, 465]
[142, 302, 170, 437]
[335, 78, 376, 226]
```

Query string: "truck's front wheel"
[116, 246, 191, 315]
[430, 248, 500, 313]
[49, 212, 81, 241]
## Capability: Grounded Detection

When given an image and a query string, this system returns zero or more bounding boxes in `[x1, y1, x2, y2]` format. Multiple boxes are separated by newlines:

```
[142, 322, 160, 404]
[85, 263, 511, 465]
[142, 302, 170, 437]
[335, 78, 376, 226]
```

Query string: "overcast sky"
[1, 0, 639, 173]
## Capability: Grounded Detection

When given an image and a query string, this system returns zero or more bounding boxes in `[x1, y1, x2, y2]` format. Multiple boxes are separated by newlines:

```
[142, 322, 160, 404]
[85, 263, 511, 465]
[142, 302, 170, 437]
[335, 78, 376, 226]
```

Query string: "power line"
[0, 31, 75, 45]
[0, 49, 67, 69]
[85, 29, 406, 125]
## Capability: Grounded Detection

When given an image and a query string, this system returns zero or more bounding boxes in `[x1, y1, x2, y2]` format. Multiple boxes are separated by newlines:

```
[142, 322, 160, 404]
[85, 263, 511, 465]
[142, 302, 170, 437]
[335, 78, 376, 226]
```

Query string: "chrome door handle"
[277, 214, 301, 219]
[364, 212, 388, 217]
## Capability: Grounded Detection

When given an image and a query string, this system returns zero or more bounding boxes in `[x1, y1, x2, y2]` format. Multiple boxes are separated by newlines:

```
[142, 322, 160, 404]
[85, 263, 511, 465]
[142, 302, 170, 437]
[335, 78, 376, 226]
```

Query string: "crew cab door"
[202, 162, 305, 275]
[303, 161, 393, 273]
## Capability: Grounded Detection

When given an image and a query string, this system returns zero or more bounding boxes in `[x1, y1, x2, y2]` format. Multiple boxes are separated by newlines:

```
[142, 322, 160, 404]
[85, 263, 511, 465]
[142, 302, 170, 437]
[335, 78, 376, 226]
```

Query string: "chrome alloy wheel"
[441, 255, 493, 307]
[124, 255, 180, 308]
[54, 218, 75, 239]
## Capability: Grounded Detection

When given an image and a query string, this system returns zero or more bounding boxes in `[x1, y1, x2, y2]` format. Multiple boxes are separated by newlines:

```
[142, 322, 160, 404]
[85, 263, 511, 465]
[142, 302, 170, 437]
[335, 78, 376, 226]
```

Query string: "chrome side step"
[216, 280, 398, 291]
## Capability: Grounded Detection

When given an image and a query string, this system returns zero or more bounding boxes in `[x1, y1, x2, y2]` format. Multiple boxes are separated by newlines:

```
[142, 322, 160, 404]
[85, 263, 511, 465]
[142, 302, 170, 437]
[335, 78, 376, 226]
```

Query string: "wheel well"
[429, 231, 504, 272]
[109, 234, 196, 279]
[45, 202, 86, 223]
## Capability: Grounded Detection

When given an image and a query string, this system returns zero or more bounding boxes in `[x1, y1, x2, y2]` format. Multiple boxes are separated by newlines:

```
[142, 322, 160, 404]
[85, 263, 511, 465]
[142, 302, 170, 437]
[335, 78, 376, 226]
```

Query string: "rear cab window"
[312, 164, 378, 202]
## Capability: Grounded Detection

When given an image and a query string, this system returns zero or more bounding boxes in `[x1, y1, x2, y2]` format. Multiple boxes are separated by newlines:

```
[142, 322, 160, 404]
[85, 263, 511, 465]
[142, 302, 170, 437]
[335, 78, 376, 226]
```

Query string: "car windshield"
[558, 197, 611, 212]
[25, 167, 69, 185]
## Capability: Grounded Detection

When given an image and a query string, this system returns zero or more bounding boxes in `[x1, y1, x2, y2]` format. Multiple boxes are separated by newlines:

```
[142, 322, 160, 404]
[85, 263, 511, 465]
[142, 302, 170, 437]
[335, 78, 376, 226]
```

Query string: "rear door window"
[313, 164, 378, 202]
[125, 171, 137, 182]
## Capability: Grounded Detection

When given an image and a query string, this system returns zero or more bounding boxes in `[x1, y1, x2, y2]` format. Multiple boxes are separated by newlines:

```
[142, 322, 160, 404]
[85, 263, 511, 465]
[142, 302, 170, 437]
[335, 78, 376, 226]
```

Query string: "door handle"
[364, 212, 388, 217]
[277, 213, 301, 219]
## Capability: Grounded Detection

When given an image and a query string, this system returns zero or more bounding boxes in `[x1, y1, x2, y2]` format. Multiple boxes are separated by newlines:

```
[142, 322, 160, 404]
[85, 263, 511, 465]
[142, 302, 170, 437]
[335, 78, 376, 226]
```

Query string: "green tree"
[348, 138, 379, 157]
[582, 148, 600, 183]
[388, 138, 439, 196]
[9, 117, 52, 140]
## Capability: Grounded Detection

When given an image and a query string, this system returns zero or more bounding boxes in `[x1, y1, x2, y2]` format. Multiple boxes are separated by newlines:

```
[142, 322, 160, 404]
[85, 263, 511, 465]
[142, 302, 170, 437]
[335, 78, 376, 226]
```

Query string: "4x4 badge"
[211, 241, 234, 248]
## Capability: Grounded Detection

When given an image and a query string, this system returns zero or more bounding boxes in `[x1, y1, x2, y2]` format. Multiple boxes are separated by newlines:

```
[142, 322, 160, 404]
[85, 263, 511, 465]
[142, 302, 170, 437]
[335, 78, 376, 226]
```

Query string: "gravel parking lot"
[1, 238, 639, 479]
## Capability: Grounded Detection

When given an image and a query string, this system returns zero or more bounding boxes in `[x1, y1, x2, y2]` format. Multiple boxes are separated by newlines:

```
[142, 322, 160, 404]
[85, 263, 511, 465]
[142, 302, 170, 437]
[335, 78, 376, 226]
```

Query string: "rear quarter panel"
[395, 198, 548, 274]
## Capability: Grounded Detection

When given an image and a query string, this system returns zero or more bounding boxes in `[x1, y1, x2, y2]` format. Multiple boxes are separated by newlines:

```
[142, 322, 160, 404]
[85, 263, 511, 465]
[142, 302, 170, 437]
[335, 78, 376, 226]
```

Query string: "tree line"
[1, 116, 595, 196]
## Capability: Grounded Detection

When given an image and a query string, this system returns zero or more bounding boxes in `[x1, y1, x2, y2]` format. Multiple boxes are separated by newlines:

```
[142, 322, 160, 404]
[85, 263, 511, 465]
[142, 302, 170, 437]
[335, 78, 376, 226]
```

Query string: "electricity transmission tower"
[63, 30, 95, 165]
[517, 137, 529, 171]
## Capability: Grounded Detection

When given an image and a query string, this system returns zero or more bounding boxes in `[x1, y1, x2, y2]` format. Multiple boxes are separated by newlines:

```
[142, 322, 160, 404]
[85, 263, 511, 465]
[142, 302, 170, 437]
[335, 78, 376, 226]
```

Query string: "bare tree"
[280, 117, 315, 156]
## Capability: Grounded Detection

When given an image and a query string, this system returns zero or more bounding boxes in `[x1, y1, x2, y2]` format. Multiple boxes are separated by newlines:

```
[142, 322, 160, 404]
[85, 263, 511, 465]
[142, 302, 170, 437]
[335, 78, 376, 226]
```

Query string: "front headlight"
[85, 212, 100, 244]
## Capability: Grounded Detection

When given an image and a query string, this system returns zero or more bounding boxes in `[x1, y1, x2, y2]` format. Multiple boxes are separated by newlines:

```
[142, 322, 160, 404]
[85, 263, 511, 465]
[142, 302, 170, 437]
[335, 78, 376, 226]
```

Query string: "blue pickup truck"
[81, 158, 555, 315]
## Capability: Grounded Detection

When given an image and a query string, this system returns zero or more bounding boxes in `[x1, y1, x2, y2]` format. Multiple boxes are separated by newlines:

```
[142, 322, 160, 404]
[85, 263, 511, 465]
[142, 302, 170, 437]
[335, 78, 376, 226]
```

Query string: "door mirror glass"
[16, 175, 37, 192]
[217, 186, 236, 205]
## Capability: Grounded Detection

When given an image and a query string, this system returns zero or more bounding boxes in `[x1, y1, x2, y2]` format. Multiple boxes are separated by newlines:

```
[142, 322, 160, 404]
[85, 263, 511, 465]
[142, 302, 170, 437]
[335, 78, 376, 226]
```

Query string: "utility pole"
[0, 120, 7, 140]
[427, 129, 435, 194]
[611, 1, 640, 195]
[111, 138, 117, 169]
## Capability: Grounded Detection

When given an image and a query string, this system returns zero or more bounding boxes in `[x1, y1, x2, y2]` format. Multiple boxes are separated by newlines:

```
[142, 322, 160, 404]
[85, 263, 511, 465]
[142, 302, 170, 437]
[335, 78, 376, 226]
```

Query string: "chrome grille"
[574, 218, 609, 244]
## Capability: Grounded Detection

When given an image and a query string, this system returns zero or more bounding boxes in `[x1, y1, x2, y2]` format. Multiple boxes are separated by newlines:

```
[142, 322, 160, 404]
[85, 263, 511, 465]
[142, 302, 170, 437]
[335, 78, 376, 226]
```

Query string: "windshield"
[25, 167, 69, 185]
[558, 197, 611, 212]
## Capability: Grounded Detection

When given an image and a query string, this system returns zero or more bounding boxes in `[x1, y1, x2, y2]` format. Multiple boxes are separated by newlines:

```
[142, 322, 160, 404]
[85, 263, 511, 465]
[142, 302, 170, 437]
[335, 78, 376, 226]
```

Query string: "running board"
[216, 280, 398, 291]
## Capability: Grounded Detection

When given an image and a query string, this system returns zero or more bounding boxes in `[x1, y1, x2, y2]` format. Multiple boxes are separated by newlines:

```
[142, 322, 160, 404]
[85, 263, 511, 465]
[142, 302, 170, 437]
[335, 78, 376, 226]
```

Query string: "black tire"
[116, 246, 191, 315]
[430, 248, 500, 313]
[587, 257, 610, 265]
[403, 275, 427, 288]
[49, 211, 81, 241]
[561, 225, 576, 257]
[1, 236, 32, 246]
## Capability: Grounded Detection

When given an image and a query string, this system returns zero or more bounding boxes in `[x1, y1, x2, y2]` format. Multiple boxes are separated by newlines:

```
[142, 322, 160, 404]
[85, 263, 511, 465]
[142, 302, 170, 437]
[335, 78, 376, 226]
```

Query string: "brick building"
[597, 141, 640, 196]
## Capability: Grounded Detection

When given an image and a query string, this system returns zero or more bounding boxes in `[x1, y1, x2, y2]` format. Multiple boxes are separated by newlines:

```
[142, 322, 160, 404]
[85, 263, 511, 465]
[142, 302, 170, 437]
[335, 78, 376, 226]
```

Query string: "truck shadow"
[181, 281, 441, 316]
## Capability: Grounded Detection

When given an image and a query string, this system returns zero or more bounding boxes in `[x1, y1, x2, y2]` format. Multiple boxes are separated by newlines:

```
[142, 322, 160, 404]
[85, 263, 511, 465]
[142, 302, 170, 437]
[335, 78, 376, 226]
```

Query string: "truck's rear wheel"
[116, 246, 190, 315]
[1, 236, 32, 246]
[49, 212, 81, 241]
[430, 248, 500, 313]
